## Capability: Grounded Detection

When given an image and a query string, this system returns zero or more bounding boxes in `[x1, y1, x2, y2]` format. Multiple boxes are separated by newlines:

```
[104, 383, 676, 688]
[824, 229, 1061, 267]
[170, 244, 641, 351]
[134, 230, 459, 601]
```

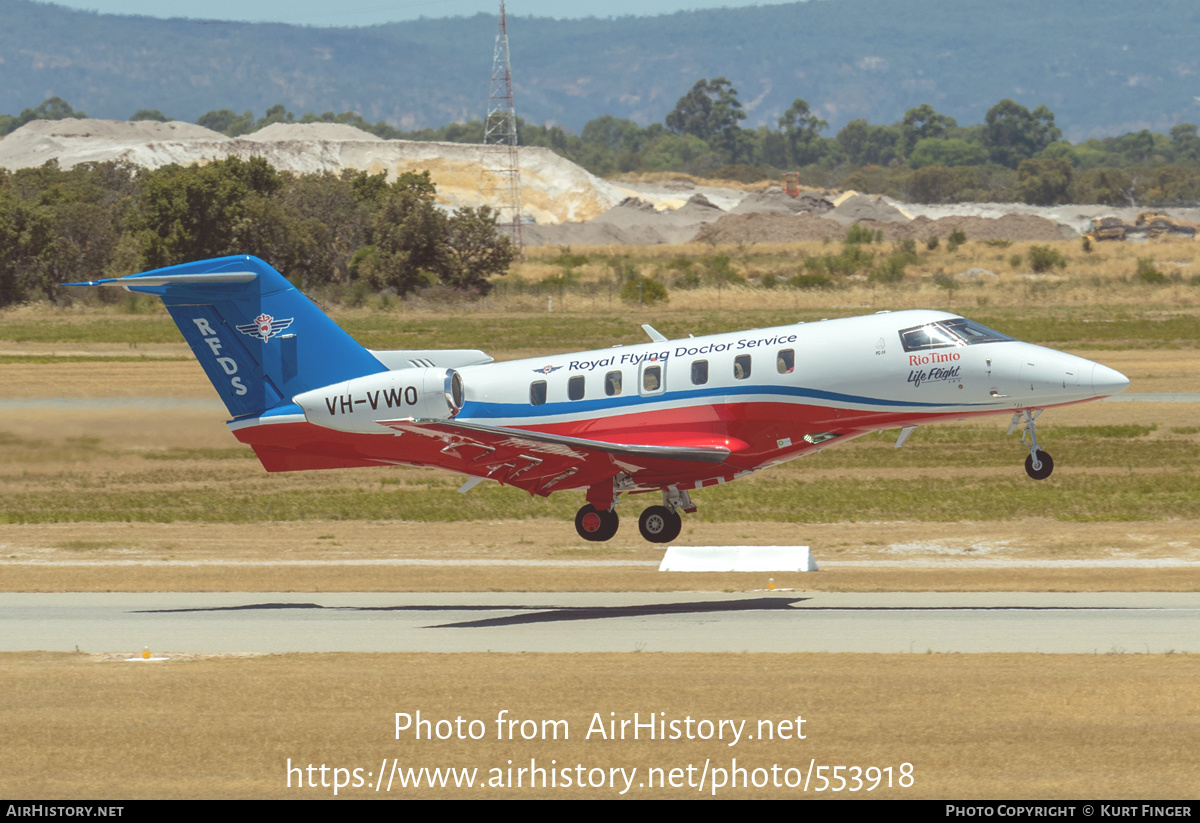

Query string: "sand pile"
[0, 119, 629, 225]
[694, 212, 848, 244]
[3, 119, 224, 142]
[0, 119, 230, 170]
[694, 211, 1073, 244]
[897, 214, 1074, 242]
[241, 123, 384, 142]
[828, 193, 911, 224]
[730, 186, 833, 215]
[524, 192, 726, 246]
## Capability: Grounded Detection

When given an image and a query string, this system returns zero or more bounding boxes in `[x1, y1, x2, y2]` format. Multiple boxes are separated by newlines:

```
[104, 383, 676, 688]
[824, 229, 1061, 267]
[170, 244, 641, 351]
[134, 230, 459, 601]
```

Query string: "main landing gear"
[575, 504, 619, 542]
[1010, 409, 1054, 480]
[573, 488, 695, 543]
[638, 506, 682, 544]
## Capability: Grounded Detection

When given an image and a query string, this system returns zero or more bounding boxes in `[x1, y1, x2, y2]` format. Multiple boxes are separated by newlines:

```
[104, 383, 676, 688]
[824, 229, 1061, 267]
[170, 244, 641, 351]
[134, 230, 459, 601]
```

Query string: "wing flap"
[380, 417, 732, 465]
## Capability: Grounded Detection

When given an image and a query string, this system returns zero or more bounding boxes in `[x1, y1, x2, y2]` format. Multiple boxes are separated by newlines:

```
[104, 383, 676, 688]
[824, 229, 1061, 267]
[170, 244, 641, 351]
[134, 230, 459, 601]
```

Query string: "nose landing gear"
[1010, 409, 1054, 480]
[1025, 449, 1054, 480]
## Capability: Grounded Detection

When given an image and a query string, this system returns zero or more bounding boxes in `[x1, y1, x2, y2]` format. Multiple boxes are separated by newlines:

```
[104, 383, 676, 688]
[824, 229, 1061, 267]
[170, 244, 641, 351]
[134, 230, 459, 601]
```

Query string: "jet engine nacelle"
[294, 368, 463, 434]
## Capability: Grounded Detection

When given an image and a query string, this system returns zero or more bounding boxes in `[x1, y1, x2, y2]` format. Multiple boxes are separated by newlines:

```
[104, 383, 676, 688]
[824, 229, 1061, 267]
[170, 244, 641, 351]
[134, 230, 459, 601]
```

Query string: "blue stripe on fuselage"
[459, 382, 999, 421]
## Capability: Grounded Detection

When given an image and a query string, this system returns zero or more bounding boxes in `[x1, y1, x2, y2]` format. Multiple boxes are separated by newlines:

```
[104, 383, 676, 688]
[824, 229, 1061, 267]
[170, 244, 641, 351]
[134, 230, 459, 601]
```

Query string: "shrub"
[1135, 258, 1165, 285]
[1028, 245, 1067, 273]
[788, 273, 833, 290]
[869, 254, 908, 284]
[932, 270, 955, 290]
[620, 276, 669, 304]
[844, 223, 875, 245]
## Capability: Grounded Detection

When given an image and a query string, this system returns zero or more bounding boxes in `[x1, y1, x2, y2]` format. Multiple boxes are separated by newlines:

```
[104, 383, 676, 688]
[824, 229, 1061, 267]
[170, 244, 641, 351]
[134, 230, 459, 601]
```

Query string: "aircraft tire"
[1024, 449, 1054, 480]
[638, 506, 682, 544]
[575, 504, 619, 541]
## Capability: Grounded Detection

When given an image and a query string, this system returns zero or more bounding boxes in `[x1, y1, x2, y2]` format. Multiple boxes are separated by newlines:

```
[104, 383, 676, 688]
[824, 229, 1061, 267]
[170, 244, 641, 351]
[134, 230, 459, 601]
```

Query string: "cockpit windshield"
[899, 318, 1013, 352]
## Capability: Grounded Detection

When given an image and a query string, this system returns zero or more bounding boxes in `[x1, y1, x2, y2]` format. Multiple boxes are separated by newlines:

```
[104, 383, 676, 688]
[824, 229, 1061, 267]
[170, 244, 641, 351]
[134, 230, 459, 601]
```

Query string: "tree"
[441, 207, 515, 294]
[197, 109, 255, 137]
[256, 104, 295, 131]
[837, 120, 903, 166]
[665, 78, 746, 160]
[130, 110, 169, 122]
[0, 162, 134, 304]
[0, 97, 86, 136]
[1170, 124, 1200, 163]
[908, 138, 988, 169]
[901, 104, 957, 155]
[778, 98, 828, 166]
[1017, 157, 1073, 206]
[905, 165, 965, 203]
[982, 99, 1061, 168]
[355, 174, 449, 295]
[135, 156, 285, 268]
[581, 115, 644, 154]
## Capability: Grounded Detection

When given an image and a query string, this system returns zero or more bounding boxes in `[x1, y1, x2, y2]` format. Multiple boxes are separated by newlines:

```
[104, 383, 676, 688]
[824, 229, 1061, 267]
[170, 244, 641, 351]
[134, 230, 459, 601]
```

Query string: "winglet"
[641, 324, 668, 343]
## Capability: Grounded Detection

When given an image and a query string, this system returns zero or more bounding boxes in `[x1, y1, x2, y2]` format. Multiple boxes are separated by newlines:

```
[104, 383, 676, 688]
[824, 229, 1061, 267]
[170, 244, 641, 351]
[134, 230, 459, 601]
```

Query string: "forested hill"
[2, 0, 1199, 139]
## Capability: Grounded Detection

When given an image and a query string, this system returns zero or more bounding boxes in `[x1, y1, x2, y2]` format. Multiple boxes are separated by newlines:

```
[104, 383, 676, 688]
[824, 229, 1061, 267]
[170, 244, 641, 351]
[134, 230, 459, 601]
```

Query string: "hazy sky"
[42, 0, 782, 26]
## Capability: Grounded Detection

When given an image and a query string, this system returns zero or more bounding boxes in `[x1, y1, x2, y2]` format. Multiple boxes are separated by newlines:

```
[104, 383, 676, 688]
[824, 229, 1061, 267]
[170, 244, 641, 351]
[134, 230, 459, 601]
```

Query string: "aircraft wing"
[378, 417, 731, 496]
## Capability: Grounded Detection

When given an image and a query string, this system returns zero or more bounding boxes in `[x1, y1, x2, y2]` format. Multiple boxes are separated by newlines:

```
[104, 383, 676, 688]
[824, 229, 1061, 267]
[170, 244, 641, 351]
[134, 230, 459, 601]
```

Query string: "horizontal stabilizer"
[64, 272, 258, 288]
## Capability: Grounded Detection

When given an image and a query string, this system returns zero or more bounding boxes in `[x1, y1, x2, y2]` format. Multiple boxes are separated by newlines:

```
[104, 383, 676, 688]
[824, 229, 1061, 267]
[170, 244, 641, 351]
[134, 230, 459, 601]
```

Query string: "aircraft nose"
[1091, 362, 1130, 397]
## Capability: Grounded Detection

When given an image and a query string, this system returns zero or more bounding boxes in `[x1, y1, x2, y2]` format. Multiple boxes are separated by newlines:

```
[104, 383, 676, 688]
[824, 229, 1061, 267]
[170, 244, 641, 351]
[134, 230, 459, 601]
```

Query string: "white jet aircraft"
[69, 255, 1130, 543]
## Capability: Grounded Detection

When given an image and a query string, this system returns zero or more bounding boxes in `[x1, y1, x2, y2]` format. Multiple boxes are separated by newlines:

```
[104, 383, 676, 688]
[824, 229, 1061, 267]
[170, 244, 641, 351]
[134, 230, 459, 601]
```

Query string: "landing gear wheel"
[1025, 449, 1054, 480]
[638, 505, 682, 544]
[575, 504, 619, 541]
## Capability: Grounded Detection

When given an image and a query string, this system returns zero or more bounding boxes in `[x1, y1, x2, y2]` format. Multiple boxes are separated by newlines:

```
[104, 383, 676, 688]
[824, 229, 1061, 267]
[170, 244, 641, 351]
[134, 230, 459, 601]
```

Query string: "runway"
[4, 591, 1198, 654]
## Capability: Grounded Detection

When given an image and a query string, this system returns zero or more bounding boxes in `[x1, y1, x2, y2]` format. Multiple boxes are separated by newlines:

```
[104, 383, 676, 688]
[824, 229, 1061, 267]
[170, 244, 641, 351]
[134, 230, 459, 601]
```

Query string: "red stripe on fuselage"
[231, 400, 1016, 489]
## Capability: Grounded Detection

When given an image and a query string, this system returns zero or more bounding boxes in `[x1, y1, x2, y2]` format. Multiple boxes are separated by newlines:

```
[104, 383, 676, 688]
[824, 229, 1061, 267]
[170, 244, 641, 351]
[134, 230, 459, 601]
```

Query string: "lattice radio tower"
[483, 0, 523, 252]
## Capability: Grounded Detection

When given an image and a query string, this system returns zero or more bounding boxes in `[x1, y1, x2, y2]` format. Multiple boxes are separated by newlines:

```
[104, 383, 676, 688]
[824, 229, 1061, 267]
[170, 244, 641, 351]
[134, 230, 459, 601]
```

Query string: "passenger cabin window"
[734, 355, 752, 380]
[643, 365, 662, 392]
[530, 380, 547, 406]
[605, 371, 622, 396]
[777, 349, 795, 374]
[568, 375, 585, 401]
[691, 360, 709, 385]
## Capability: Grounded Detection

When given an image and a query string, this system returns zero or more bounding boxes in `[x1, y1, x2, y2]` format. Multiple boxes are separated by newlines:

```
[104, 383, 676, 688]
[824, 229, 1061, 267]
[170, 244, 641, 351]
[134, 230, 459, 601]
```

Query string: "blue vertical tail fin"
[67, 255, 386, 419]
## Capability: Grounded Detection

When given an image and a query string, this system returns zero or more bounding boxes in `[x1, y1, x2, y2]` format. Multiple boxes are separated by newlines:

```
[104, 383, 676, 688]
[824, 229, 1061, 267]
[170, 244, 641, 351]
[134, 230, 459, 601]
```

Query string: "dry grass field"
[2, 237, 1198, 800]
[4, 652, 1197, 799]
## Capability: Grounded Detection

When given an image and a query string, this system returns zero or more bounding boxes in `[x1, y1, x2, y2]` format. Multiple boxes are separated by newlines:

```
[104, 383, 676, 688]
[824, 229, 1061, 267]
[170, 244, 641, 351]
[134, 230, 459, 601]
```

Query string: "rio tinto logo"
[908, 351, 960, 366]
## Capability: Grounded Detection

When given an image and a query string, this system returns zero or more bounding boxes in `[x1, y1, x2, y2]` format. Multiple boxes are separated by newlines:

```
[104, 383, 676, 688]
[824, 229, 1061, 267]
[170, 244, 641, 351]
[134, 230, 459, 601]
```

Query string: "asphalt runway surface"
[3, 592, 1198, 654]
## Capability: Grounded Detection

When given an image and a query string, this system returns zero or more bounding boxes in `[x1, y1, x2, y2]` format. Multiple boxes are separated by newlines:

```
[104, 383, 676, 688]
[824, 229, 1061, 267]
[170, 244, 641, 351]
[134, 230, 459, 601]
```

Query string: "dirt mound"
[693, 212, 848, 244]
[731, 186, 833, 215]
[243, 123, 383, 142]
[893, 214, 1074, 242]
[691, 210, 1074, 245]
[829, 193, 910, 224]
[525, 192, 726, 246]
[589, 197, 661, 229]
[675, 192, 725, 218]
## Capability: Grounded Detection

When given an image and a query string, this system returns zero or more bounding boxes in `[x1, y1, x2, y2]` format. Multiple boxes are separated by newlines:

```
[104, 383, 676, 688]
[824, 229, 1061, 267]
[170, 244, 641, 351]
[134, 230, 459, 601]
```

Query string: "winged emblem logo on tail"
[236, 313, 293, 341]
